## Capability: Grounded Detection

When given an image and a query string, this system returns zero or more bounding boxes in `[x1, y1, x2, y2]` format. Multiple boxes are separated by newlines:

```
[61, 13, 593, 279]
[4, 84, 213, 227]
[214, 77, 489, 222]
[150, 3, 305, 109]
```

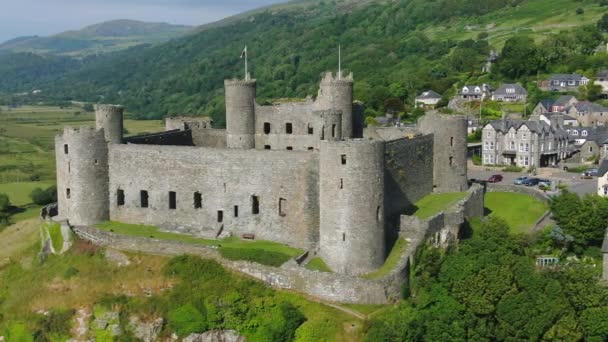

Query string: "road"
[468, 164, 597, 196]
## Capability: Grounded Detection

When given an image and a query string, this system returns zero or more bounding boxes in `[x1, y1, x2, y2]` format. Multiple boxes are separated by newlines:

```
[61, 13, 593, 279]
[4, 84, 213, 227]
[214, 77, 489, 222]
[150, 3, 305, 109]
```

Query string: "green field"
[410, 192, 467, 219]
[485, 192, 548, 234]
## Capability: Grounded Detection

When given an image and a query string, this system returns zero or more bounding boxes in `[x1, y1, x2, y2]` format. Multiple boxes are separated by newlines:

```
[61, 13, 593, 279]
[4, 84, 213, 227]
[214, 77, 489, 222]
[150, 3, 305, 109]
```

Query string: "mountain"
[0, 19, 193, 56]
[0, 0, 607, 125]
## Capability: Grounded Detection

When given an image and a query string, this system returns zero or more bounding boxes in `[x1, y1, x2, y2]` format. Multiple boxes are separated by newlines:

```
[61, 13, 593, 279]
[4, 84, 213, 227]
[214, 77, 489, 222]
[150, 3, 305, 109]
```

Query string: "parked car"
[582, 168, 599, 177]
[488, 174, 503, 183]
[522, 178, 541, 186]
[538, 179, 551, 188]
[514, 176, 529, 185]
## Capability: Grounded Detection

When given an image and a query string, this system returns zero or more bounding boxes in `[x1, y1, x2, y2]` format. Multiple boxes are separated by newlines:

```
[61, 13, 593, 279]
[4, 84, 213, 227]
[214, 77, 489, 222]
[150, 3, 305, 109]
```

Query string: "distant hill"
[0, 20, 193, 56]
[0, 0, 606, 125]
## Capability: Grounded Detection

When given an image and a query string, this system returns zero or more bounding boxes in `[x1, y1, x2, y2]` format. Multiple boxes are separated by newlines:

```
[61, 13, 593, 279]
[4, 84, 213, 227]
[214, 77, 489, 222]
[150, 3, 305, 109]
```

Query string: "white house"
[415, 90, 442, 107]
[597, 160, 608, 197]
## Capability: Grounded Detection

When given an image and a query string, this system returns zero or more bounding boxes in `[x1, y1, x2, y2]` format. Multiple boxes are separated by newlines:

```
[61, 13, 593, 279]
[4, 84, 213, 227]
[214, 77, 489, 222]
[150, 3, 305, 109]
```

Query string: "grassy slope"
[425, 0, 608, 48]
[485, 192, 548, 233]
[411, 192, 468, 219]
[305, 257, 333, 272]
[362, 238, 409, 279]
[0, 219, 364, 340]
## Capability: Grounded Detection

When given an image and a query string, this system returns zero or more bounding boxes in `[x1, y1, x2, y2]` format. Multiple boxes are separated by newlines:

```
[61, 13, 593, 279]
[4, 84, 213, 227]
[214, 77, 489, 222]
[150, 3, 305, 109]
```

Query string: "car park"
[488, 174, 503, 183]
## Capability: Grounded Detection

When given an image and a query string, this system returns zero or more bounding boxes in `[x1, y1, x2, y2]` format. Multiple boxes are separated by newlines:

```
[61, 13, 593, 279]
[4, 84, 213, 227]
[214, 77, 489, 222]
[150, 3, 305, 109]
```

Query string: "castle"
[55, 72, 468, 276]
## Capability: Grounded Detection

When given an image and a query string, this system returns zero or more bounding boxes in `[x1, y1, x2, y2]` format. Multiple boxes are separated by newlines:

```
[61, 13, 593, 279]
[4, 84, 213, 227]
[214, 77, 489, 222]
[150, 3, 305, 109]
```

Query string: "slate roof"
[568, 127, 608, 144]
[599, 160, 608, 178]
[554, 95, 576, 107]
[549, 73, 588, 82]
[543, 112, 577, 121]
[460, 85, 485, 94]
[416, 90, 442, 100]
[571, 101, 608, 113]
[487, 119, 569, 138]
[493, 83, 528, 96]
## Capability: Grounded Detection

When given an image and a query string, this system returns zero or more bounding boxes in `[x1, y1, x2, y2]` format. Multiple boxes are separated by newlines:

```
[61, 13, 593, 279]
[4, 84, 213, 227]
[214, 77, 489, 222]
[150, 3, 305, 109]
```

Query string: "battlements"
[224, 78, 257, 87]
[94, 104, 124, 113]
[320, 71, 354, 85]
[60, 126, 104, 140]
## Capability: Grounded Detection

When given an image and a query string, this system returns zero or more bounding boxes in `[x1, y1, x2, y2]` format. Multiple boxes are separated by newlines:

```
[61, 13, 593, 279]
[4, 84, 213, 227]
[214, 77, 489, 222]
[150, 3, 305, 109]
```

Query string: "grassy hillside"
[0, 20, 193, 57]
[0, 0, 606, 125]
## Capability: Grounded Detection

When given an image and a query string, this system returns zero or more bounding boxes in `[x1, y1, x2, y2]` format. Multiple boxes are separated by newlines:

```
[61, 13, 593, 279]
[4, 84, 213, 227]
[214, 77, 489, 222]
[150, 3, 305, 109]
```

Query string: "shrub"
[0, 193, 10, 212]
[503, 165, 523, 172]
[168, 304, 207, 336]
[219, 247, 292, 267]
[34, 308, 75, 341]
[29, 185, 57, 205]
[472, 155, 482, 165]
[576, 7, 584, 15]
[63, 267, 79, 279]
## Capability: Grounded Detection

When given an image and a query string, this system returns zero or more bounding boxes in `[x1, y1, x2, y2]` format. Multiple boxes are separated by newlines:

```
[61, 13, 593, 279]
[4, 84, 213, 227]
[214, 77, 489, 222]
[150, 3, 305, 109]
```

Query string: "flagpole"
[338, 44, 341, 80]
[245, 46, 248, 80]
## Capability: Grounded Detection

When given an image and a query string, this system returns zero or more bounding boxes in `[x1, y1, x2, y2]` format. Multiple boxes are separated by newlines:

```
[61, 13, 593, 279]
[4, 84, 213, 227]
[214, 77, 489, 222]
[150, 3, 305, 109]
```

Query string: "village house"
[530, 112, 578, 127]
[482, 119, 572, 168]
[532, 96, 578, 115]
[541, 73, 589, 92]
[459, 84, 491, 101]
[491, 83, 528, 102]
[565, 127, 608, 162]
[415, 90, 442, 108]
[567, 101, 608, 126]
[596, 70, 608, 95]
[596, 160, 608, 197]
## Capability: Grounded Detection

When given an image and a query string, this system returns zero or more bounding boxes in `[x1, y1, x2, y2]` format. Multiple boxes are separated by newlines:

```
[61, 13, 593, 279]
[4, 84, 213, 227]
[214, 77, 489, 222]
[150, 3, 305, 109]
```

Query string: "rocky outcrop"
[183, 330, 245, 342]
[128, 316, 164, 342]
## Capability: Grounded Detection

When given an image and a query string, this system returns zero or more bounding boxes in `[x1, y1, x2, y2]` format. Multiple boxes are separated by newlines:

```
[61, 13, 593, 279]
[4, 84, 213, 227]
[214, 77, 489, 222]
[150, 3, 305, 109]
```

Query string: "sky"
[0, 0, 285, 42]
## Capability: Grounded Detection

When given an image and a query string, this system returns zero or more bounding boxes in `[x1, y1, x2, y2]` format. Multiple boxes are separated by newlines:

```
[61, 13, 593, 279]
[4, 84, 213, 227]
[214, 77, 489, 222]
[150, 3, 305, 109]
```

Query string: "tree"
[167, 304, 207, 336]
[582, 83, 603, 102]
[599, 14, 608, 32]
[29, 186, 57, 206]
[83, 103, 94, 112]
[576, 8, 584, 15]
[0, 193, 10, 228]
[497, 36, 543, 78]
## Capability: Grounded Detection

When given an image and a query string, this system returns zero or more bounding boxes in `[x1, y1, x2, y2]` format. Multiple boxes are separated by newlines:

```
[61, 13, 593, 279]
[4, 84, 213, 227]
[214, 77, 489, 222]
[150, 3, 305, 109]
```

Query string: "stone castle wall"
[190, 128, 227, 148]
[108, 144, 320, 249]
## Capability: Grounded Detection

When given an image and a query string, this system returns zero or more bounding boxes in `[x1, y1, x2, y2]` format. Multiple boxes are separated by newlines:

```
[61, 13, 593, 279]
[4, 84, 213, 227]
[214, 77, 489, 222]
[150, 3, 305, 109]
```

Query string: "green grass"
[46, 222, 63, 252]
[362, 239, 408, 279]
[410, 192, 467, 219]
[95, 221, 304, 266]
[485, 192, 548, 234]
[305, 257, 332, 272]
[0, 181, 54, 206]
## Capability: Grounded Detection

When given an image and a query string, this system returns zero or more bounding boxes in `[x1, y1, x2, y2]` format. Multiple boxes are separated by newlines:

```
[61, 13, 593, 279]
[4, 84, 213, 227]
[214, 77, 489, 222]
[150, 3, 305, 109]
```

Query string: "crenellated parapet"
[316, 72, 354, 139]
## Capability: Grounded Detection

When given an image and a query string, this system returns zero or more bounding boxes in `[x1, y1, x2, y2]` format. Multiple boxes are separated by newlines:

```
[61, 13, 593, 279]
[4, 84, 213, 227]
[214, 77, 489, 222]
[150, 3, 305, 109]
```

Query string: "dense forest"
[0, 0, 607, 127]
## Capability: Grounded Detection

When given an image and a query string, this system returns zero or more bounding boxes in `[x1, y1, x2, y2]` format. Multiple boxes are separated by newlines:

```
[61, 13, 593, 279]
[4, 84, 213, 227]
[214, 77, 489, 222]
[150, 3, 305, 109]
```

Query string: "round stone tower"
[316, 72, 354, 139]
[95, 104, 124, 144]
[313, 110, 342, 141]
[55, 127, 109, 226]
[225, 78, 256, 149]
[418, 113, 468, 192]
[319, 139, 385, 276]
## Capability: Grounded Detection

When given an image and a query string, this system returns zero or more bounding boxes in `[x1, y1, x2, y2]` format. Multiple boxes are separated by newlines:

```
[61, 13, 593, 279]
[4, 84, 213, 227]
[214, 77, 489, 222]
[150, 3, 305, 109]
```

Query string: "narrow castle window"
[308, 124, 314, 135]
[449, 157, 454, 167]
[194, 192, 202, 209]
[264, 122, 271, 134]
[332, 124, 336, 138]
[234, 206, 239, 217]
[264, 145, 271, 150]
[308, 147, 314, 151]
[376, 206, 381, 222]
[286, 123, 293, 134]
[68, 162, 71, 173]
[450, 137, 454, 146]
[341, 154, 347, 165]
[279, 198, 287, 217]
[340, 178, 344, 189]
[117, 189, 125, 206]
[342, 233, 346, 241]
[252, 195, 260, 214]
[169, 191, 177, 210]
[94, 159, 99, 165]
[217, 210, 224, 223]
[287, 146, 293, 151]
[321, 126, 325, 140]
[140, 190, 149, 208]
[64, 144, 69, 154]
[66, 188, 71, 199]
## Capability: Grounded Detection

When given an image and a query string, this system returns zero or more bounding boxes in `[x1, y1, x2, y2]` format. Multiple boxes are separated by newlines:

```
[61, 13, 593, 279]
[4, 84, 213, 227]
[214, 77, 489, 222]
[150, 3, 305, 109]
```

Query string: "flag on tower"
[240, 46, 247, 59]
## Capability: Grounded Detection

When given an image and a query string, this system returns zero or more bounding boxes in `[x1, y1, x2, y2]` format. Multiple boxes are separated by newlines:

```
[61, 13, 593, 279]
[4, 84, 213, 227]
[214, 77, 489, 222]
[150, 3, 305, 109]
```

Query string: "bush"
[34, 308, 75, 341]
[503, 165, 523, 172]
[0, 193, 10, 212]
[168, 304, 207, 336]
[29, 185, 57, 205]
[63, 266, 79, 279]
[576, 8, 584, 15]
[472, 155, 482, 165]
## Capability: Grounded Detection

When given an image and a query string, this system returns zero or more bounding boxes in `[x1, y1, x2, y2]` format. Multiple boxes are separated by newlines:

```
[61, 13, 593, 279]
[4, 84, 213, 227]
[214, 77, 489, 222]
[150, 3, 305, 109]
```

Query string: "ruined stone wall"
[165, 117, 213, 131]
[384, 135, 434, 239]
[124, 130, 194, 146]
[190, 128, 227, 148]
[319, 139, 385, 276]
[55, 127, 109, 225]
[486, 183, 549, 202]
[254, 101, 318, 151]
[107, 144, 320, 249]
